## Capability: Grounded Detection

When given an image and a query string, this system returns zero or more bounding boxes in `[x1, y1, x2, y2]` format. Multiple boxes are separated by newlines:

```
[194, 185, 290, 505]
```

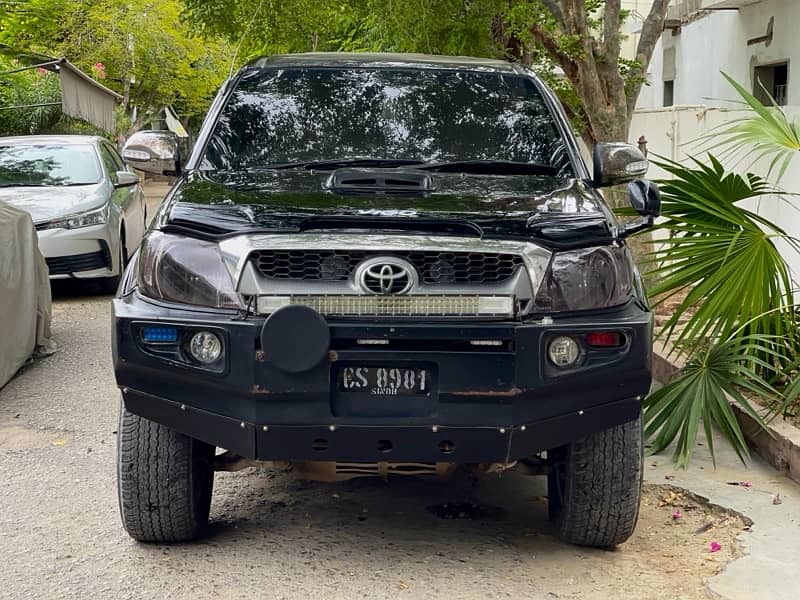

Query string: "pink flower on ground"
[739, 481, 752, 488]
[37, 67, 48, 76]
[672, 509, 682, 520]
[710, 541, 722, 553]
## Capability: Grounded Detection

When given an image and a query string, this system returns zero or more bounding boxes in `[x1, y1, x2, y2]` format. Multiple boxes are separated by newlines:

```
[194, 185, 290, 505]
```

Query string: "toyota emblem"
[356, 257, 417, 295]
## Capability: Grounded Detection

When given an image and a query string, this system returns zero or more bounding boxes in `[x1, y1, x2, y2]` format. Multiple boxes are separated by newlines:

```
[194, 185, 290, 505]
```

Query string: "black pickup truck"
[116, 53, 659, 547]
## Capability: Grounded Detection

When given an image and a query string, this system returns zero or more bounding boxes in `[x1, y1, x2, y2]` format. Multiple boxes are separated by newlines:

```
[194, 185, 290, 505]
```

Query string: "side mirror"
[122, 130, 180, 176]
[114, 171, 140, 188]
[592, 142, 649, 187]
[621, 179, 661, 237]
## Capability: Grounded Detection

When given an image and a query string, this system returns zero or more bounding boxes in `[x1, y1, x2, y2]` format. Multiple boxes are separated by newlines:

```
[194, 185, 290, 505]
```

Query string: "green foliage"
[181, 0, 651, 141]
[0, 60, 60, 134]
[636, 75, 800, 467]
[648, 155, 796, 352]
[644, 335, 781, 468]
[0, 0, 233, 133]
[0, 57, 104, 135]
[705, 72, 800, 181]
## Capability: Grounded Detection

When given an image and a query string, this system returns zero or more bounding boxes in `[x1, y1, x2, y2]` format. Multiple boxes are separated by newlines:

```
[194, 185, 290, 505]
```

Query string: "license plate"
[338, 366, 430, 396]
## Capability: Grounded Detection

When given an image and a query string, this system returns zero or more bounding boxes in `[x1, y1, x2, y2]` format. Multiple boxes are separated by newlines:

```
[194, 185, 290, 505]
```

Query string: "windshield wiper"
[417, 160, 559, 176]
[254, 158, 427, 171]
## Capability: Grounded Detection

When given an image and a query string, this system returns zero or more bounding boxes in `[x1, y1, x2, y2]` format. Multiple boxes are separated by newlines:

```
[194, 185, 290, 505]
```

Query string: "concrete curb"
[653, 341, 800, 485]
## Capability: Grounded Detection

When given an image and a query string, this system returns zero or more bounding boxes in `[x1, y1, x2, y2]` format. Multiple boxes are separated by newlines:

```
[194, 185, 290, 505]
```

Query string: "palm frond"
[646, 155, 796, 354]
[644, 334, 783, 468]
[700, 72, 800, 180]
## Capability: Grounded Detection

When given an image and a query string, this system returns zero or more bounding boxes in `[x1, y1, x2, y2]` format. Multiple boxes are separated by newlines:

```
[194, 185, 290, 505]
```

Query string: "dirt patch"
[622, 483, 751, 597]
[0, 423, 70, 449]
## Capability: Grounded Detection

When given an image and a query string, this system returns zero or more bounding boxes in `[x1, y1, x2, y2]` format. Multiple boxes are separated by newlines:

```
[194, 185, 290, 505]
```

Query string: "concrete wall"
[630, 104, 800, 281]
[639, 0, 799, 109]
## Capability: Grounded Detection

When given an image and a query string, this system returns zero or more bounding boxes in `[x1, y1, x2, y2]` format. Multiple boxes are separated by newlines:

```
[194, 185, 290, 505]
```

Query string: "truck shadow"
[49, 279, 113, 299]
[202, 467, 575, 558]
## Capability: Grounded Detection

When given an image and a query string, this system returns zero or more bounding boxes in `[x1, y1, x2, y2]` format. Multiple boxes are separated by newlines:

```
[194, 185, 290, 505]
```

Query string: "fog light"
[189, 331, 223, 364]
[548, 336, 580, 367]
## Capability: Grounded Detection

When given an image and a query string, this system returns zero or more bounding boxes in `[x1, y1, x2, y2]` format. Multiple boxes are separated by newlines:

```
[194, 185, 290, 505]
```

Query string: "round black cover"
[261, 305, 330, 373]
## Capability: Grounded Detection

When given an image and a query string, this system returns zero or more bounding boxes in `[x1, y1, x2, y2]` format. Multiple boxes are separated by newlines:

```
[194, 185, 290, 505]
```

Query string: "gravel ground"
[0, 283, 753, 600]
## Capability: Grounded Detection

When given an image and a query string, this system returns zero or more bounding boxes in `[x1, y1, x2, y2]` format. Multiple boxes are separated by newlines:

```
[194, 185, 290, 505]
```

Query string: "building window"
[664, 81, 674, 107]
[754, 62, 788, 105]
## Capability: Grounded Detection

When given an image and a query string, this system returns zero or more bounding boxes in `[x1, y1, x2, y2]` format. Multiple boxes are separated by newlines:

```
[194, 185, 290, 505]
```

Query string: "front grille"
[45, 250, 109, 275]
[251, 250, 524, 284]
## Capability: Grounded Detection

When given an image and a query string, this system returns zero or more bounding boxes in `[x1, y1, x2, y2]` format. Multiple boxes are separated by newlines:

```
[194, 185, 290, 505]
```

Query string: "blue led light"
[141, 326, 178, 343]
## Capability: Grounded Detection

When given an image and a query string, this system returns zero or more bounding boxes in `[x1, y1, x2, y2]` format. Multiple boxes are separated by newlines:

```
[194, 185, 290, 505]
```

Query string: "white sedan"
[0, 135, 147, 291]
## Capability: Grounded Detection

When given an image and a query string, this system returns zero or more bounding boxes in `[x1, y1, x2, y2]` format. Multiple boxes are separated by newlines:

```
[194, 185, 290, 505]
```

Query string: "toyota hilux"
[114, 53, 660, 547]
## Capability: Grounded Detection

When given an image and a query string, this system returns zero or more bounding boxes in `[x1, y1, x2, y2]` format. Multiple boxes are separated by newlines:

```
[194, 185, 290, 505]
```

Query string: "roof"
[0, 134, 104, 145]
[56, 59, 123, 101]
[245, 52, 521, 73]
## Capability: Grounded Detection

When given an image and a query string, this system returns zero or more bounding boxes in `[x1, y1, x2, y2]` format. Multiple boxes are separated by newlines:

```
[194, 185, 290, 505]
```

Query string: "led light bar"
[256, 295, 515, 317]
[469, 340, 503, 347]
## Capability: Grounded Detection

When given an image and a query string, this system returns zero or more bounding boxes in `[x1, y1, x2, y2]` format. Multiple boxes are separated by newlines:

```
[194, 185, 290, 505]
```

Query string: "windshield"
[0, 144, 101, 186]
[203, 67, 573, 175]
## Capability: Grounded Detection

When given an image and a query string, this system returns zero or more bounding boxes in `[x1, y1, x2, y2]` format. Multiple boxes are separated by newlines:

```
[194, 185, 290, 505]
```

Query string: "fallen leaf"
[694, 523, 714, 534]
[51, 439, 67, 446]
[773, 493, 783, 505]
[396, 581, 409, 590]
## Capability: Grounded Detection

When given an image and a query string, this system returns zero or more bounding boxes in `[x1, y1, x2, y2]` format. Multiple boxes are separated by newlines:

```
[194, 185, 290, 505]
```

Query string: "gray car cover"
[0, 200, 55, 389]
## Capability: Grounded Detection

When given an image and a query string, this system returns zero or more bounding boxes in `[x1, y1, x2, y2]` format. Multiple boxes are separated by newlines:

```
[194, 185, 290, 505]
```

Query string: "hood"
[164, 170, 617, 247]
[0, 184, 106, 223]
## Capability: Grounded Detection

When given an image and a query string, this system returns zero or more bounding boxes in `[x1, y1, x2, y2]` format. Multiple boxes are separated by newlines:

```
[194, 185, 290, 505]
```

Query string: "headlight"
[533, 245, 632, 312]
[37, 205, 108, 230]
[137, 231, 242, 309]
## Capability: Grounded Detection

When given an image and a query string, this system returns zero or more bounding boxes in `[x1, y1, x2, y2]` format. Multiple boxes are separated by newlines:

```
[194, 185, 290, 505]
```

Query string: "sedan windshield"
[0, 144, 101, 187]
[203, 67, 573, 176]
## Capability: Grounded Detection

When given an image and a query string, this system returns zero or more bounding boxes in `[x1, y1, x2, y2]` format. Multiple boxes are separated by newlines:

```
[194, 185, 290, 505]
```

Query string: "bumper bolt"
[329, 424, 336, 432]
[520, 425, 527, 432]
[578, 410, 585, 416]
[121, 387, 128, 394]
[180, 404, 186, 411]
[431, 426, 439, 433]
[240, 422, 246, 429]
[255, 350, 265, 362]
[499, 428, 506, 434]
[262, 425, 269, 432]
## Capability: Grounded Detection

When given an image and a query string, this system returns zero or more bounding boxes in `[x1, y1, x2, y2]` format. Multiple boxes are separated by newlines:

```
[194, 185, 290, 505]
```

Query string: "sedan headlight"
[534, 245, 633, 312]
[137, 231, 242, 309]
[37, 205, 108, 230]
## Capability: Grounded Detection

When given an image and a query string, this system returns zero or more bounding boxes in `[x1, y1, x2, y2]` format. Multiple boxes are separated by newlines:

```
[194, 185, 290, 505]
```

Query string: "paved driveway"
[0, 181, 797, 599]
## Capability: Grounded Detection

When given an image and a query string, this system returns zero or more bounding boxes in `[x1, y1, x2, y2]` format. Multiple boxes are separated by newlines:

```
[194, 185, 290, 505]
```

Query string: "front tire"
[117, 402, 215, 542]
[547, 412, 643, 547]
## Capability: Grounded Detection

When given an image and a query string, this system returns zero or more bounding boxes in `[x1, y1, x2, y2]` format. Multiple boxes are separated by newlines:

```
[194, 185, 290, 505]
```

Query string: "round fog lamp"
[189, 331, 223, 364]
[548, 336, 580, 367]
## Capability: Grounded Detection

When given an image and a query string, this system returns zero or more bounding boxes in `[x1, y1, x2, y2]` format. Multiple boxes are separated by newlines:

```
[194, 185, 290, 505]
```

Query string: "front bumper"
[37, 224, 117, 278]
[113, 293, 652, 462]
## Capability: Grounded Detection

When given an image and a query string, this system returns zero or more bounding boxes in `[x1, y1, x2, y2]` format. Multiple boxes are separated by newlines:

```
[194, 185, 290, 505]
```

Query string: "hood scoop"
[327, 168, 433, 195]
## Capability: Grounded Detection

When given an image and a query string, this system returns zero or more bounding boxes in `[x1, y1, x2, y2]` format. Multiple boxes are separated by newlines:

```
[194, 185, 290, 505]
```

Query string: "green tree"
[183, 0, 671, 145]
[0, 0, 232, 137]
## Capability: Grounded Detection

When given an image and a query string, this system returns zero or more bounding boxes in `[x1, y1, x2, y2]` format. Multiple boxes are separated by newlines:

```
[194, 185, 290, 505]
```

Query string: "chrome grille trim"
[250, 249, 526, 284]
[219, 234, 552, 293]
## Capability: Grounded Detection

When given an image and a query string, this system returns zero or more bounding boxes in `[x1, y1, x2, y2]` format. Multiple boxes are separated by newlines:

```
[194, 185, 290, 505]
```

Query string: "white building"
[638, 0, 798, 109]
[630, 0, 800, 281]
